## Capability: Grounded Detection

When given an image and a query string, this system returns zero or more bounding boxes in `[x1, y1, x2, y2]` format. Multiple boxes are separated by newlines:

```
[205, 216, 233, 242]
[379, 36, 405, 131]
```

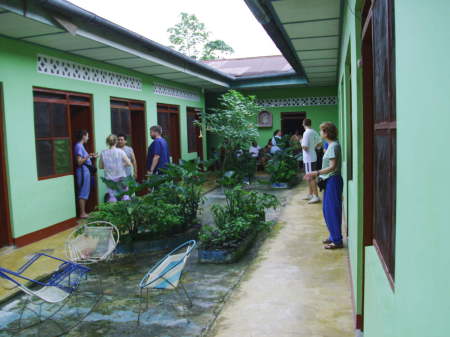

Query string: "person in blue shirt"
[146, 125, 170, 175]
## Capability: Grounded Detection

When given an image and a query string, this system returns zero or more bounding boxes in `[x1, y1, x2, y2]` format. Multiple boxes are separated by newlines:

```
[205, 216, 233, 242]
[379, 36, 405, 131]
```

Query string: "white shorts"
[304, 161, 318, 173]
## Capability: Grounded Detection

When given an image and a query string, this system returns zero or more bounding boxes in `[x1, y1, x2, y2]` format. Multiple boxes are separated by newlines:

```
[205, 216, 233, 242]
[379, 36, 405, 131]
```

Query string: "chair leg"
[137, 288, 143, 326]
[146, 289, 149, 310]
[178, 280, 193, 307]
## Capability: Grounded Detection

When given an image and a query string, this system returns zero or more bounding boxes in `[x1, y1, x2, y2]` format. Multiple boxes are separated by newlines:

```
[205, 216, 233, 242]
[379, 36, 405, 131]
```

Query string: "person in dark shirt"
[146, 125, 170, 175]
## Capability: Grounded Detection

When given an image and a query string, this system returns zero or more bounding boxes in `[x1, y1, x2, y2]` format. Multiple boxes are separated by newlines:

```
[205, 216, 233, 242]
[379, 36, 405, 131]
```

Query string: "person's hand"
[89, 152, 98, 159]
[147, 170, 153, 176]
[303, 172, 317, 181]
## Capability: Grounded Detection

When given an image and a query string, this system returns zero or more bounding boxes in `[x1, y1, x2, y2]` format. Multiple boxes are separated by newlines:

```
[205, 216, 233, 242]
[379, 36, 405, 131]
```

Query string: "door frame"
[281, 111, 306, 135]
[110, 97, 148, 181]
[0, 84, 13, 247]
[157, 103, 181, 164]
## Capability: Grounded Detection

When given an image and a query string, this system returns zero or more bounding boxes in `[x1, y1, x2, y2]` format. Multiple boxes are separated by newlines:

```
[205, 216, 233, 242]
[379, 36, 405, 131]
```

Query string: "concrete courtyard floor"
[0, 181, 354, 336]
[209, 182, 354, 337]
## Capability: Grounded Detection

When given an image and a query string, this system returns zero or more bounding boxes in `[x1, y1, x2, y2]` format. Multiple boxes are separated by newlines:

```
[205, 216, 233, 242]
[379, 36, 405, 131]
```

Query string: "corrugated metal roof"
[203, 55, 293, 78]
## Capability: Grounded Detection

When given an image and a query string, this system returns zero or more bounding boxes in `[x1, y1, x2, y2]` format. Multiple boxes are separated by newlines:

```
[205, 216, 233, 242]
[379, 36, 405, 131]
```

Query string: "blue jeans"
[322, 174, 343, 244]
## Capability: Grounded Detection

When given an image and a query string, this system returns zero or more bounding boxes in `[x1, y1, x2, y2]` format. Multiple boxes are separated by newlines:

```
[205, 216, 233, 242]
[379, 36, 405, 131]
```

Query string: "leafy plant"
[200, 90, 260, 184]
[199, 186, 279, 250]
[266, 136, 299, 184]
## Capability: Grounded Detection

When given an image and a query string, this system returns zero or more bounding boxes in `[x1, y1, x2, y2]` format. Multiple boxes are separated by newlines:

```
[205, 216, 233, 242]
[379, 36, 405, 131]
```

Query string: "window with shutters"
[362, 0, 397, 285]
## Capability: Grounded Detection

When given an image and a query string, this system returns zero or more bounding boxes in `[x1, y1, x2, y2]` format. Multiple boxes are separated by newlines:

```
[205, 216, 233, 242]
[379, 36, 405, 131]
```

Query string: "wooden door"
[69, 102, 98, 214]
[0, 86, 12, 247]
[281, 112, 306, 136]
[111, 98, 147, 181]
[157, 104, 181, 164]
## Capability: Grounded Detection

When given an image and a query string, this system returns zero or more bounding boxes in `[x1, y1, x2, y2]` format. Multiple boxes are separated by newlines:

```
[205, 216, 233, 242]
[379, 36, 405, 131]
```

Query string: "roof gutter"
[244, 0, 308, 80]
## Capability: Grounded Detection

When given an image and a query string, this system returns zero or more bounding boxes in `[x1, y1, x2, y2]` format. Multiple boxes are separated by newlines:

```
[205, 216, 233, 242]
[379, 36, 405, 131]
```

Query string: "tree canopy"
[167, 12, 234, 60]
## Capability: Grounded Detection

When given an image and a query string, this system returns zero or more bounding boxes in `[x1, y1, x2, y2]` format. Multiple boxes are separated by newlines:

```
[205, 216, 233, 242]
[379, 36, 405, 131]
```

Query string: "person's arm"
[301, 133, 309, 151]
[99, 154, 104, 169]
[149, 155, 160, 174]
[130, 151, 138, 178]
[147, 141, 162, 175]
[76, 155, 89, 166]
[122, 151, 132, 167]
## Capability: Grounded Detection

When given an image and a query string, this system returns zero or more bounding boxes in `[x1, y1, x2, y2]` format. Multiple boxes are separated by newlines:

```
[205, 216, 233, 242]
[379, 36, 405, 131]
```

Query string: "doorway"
[111, 98, 147, 181]
[0, 85, 12, 247]
[187, 107, 203, 160]
[157, 103, 181, 164]
[281, 112, 306, 136]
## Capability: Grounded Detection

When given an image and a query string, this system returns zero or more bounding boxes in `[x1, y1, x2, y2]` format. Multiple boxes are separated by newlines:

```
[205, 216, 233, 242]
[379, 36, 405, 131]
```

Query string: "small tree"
[200, 90, 260, 177]
[167, 12, 234, 60]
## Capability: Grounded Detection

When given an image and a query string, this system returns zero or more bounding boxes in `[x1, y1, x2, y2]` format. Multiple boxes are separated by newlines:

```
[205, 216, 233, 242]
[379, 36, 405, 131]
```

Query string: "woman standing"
[74, 130, 97, 219]
[99, 134, 132, 202]
[305, 122, 343, 249]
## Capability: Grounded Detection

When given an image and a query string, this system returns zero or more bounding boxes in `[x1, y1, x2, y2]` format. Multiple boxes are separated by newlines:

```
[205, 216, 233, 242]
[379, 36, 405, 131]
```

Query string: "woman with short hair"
[305, 122, 343, 249]
[99, 134, 132, 202]
[74, 130, 97, 219]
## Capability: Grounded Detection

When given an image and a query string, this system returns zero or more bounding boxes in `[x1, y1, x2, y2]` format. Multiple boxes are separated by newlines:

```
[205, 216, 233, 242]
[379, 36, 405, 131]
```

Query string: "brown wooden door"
[187, 107, 204, 160]
[69, 103, 98, 214]
[157, 104, 181, 164]
[111, 98, 147, 181]
[281, 112, 306, 136]
[0, 86, 12, 247]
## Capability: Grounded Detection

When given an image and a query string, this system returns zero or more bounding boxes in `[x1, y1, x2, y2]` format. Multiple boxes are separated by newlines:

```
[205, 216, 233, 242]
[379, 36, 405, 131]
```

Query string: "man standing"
[146, 125, 170, 175]
[301, 118, 321, 203]
[117, 133, 138, 179]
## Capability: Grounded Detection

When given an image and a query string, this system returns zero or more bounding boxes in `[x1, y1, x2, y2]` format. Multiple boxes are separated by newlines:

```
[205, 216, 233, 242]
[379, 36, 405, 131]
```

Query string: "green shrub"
[266, 136, 299, 183]
[199, 186, 279, 250]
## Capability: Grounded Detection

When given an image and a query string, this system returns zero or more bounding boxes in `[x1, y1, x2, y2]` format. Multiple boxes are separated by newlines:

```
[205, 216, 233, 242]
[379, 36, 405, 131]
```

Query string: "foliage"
[265, 135, 300, 183]
[200, 90, 260, 182]
[199, 186, 279, 250]
[167, 12, 234, 60]
[90, 159, 209, 241]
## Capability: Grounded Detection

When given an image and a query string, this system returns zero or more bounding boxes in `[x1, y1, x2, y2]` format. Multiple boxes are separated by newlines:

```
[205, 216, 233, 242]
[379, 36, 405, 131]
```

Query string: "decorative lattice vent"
[257, 96, 337, 107]
[154, 83, 200, 102]
[37, 54, 142, 91]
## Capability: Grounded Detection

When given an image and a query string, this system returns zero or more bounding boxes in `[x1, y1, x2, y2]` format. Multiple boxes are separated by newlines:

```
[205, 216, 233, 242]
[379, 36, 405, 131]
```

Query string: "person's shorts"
[304, 161, 318, 173]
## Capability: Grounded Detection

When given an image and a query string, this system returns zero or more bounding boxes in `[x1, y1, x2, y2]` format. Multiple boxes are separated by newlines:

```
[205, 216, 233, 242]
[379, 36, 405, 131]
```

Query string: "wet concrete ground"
[0, 185, 289, 337]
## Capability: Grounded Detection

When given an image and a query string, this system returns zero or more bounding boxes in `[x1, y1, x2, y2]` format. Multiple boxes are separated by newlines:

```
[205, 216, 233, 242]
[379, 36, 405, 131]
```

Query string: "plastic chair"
[65, 221, 120, 264]
[137, 240, 196, 324]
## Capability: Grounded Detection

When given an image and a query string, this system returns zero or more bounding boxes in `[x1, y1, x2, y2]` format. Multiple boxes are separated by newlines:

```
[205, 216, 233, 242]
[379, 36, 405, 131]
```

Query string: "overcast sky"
[68, 0, 280, 58]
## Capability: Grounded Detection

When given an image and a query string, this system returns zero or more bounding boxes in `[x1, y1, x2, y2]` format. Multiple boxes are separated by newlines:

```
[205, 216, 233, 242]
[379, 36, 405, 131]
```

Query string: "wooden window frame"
[110, 97, 146, 145]
[33, 88, 92, 180]
[362, 0, 397, 288]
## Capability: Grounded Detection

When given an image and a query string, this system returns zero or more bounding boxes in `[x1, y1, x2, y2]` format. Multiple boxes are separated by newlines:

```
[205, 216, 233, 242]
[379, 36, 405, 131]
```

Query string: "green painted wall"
[243, 87, 338, 147]
[339, 0, 450, 336]
[0, 36, 205, 239]
[206, 86, 338, 156]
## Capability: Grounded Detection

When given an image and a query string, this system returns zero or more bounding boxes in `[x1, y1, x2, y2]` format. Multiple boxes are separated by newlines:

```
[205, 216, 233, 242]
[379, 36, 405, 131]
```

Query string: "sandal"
[324, 242, 344, 250]
[322, 239, 332, 244]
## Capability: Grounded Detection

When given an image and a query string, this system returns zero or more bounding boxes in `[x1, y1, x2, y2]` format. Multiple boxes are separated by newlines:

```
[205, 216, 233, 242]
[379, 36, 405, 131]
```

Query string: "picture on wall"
[258, 110, 272, 127]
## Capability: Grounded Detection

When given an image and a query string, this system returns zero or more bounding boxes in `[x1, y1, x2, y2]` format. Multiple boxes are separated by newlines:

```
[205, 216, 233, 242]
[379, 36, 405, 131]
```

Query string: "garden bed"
[114, 225, 200, 255]
[197, 230, 258, 264]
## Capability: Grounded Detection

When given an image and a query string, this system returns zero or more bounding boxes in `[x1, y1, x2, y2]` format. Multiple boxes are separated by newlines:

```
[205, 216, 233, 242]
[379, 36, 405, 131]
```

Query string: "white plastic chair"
[65, 221, 120, 264]
[137, 240, 196, 324]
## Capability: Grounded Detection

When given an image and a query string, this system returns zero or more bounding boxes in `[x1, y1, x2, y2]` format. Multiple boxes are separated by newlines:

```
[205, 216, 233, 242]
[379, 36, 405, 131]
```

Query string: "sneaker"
[302, 194, 313, 200]
[308, 196, 321, 204]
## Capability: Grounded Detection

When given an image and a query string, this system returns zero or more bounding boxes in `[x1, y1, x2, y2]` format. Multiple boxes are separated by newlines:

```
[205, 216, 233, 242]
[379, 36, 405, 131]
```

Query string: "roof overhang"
[232, 72, 307, 89]
[245, 0, 343, 87]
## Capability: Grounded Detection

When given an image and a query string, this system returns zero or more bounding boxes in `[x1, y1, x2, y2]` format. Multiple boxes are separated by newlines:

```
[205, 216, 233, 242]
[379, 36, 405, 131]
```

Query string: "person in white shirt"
[249, 141, 261, 158]
[270, 130, 282, 154]
[301, 118, 322, 203]
[99, 134, 132, 202]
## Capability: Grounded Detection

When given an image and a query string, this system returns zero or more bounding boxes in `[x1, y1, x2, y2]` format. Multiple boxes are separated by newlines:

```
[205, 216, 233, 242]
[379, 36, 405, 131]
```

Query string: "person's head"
[117, 133, 127, 148]
[150, 125, 162, 139]
[106, 134, 118, 147]
[303, 118, 312, 129]
[294, 130, 300, 136]
[252, 141, 257, 147]
[76, 130, 89, 143]
[273, 129, 282, 137]
[319, 122, 338, 141]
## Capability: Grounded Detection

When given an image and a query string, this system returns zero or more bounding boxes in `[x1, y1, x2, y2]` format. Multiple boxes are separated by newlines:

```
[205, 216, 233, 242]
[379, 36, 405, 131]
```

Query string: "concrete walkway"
[209, 183, 354, 337]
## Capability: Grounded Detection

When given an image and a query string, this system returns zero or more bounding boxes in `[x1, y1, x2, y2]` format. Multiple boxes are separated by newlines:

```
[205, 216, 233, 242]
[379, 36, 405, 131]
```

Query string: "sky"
[68, 0, 281, 58]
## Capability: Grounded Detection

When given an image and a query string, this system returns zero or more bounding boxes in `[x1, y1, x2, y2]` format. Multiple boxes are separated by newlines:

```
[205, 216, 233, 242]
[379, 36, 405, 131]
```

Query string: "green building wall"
[206, 86, 338, 155]
[0, 36, 206, 240]
[339, 1, 450, 336]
